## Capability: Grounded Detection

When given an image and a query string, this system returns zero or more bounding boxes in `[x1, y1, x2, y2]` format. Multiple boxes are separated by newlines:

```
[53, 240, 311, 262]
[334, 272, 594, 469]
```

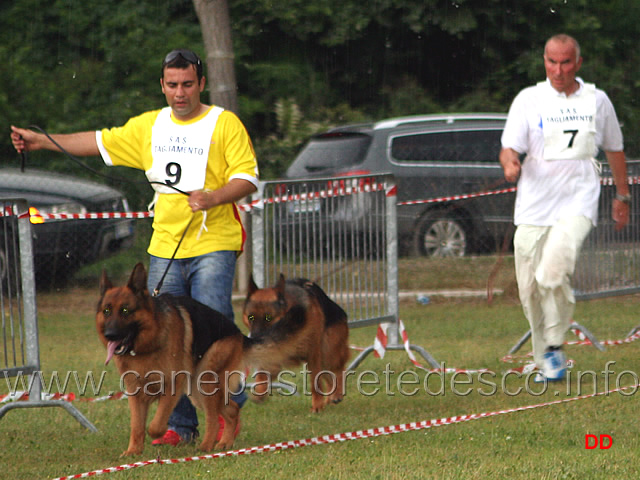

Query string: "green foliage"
[381, 75, 443, 117]
[230, 0, 640, 159]
[254, 99, 368, 179]
[1, 0, 202, 208]
[1, 0, 639, 188]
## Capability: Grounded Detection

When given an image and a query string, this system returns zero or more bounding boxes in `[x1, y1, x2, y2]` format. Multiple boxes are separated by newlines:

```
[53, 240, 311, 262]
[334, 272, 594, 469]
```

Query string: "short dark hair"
[162, 49, 203, 81]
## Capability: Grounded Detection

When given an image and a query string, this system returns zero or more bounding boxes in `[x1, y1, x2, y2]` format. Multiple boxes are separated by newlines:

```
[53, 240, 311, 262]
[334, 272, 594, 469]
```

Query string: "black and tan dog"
[97, 263, 295, 456]
[243, 274, 350, 412]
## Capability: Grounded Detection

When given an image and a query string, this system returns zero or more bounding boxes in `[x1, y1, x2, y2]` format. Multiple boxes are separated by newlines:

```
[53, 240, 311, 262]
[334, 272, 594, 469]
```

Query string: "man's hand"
[499, 148, 522, 183]
[612, 199, 630, 231]
[10, 126, 100, 157]
[188, 179, 257, 212]
[10, 126, 39, 153]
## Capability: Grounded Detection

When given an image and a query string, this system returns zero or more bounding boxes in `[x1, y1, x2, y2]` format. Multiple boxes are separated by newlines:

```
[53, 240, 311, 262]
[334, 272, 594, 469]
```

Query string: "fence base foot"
[508, 329, 532, 355]
[0, 399, 98, 432]
[348, 342, 440, 371]
[626, 325, 640, 339]
[508, 322, 605, 356]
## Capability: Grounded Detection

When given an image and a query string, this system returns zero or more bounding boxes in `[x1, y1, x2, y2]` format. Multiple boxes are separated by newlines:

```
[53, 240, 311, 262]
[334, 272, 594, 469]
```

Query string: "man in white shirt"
[500, 34, 630, 382]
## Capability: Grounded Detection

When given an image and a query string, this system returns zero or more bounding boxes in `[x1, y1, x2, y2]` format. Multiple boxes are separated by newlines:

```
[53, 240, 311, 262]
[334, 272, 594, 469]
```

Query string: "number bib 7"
[539, 82, 597, 161]
[147, 106, 224, 193]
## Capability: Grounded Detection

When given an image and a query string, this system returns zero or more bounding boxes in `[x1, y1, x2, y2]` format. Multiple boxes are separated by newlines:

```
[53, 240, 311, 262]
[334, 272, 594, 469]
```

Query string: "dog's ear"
[127, 263, 148, 295]
[99, 269, 113, 297]
[248, 274, 259, 296]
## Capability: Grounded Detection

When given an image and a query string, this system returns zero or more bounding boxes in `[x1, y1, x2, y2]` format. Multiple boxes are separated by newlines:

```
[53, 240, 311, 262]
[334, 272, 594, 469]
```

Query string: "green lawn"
[2, 256, 640, 479]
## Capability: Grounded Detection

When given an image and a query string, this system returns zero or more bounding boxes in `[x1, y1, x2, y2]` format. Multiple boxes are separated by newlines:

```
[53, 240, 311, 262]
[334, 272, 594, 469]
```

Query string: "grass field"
[2, 254, 640, 479]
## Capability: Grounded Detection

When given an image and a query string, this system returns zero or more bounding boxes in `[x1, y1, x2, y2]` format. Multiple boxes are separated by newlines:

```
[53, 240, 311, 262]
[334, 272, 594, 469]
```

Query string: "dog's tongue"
[105, 341, 119, 365]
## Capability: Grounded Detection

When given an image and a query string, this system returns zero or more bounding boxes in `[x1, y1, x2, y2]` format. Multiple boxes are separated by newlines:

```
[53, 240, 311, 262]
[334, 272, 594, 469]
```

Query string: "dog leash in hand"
[152, 214, 195, 297]
[21, 125, 190, 195]
[16, 126, 206, 298]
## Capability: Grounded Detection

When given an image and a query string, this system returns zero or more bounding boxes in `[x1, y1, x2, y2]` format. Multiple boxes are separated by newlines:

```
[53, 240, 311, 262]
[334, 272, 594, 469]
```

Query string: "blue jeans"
[147, 251, 247, 440]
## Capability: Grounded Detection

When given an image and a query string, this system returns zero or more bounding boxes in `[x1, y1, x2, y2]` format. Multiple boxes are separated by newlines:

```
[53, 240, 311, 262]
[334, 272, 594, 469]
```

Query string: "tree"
[193, 0, 239, 113]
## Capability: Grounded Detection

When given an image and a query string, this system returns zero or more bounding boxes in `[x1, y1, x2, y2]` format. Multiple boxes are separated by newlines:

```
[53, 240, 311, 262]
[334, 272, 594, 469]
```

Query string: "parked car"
[0, 168, 135, 286]
[284, 113, 514, 257]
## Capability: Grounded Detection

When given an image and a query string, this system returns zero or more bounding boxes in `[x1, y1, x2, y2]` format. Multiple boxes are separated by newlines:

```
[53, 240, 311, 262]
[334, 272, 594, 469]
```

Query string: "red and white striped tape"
[50, 381, 639, 480]
[0, 391, 126, 404]
[567, 327, 640, 347]
[396, 186, 516, 207]
[500, 322, 640, 372]
[373, 320, 424, 369]
[23, 178, 390, 220]
[0, 391, 75, 403]
[33, 211, 154, 220]
[3, 173, 637, 221]
[372, 320, 490, 374]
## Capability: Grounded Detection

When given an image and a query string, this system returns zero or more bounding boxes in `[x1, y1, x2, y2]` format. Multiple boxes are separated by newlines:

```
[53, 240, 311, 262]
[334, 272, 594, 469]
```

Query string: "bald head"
[543, 34, 583, 95]
[545, 34, 581, 63]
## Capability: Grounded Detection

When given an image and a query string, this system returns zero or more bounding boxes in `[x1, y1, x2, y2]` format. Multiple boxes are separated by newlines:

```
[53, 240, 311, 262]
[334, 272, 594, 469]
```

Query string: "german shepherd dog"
[96, 263, 295, 456]
[243, 274, 350, 412]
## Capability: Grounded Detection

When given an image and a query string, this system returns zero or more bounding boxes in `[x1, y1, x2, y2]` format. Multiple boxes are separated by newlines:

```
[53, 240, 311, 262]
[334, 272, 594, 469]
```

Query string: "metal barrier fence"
[4, 165, 638, 368]
[0, 199, 96, 431]
[250, 174, 439, 369]
[574, 163, 640, 300]
[508, 161, 640, 354]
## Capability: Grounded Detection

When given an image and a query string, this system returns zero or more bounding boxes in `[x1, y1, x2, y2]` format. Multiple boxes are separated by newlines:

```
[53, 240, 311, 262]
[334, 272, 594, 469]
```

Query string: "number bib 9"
[147, 106, 223, 193]
[540, 82, 597, 161]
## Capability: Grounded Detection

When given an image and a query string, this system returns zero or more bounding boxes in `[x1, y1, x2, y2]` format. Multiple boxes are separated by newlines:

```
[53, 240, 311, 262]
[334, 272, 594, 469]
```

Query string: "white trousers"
[513, 216, 593, 368]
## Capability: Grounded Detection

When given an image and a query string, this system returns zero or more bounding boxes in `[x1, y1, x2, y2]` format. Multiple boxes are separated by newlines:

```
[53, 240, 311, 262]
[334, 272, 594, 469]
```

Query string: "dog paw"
[249, 393, 268, 404]
[120, 448, 143, 457]
[198, 440, 215, 452]
[213, 440, 234, 451]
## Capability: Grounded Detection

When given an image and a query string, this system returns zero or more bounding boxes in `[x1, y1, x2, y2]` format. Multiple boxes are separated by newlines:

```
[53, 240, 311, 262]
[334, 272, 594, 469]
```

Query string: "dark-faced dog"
[96, 263, 296, 456]
[243, 274, 350, 412]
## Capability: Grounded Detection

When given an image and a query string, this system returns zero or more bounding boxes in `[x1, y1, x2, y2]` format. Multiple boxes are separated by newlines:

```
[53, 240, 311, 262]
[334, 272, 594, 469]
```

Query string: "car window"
[286, 132, 372, 177]
[390, 129, 503, 164]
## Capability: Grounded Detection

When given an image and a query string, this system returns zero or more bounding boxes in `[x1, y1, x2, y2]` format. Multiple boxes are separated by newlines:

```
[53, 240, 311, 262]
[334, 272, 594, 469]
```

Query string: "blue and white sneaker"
[533, 349, 567, 383]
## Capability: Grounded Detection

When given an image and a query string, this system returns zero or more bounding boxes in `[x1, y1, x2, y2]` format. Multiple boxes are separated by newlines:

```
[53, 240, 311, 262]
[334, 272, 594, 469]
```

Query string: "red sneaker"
[152, 429, 183, 446]
[216, 415, 241, 441]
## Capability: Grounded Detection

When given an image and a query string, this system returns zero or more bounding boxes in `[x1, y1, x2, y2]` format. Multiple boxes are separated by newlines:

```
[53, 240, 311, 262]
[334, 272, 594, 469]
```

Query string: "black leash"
[152, 214, 196, 297]
[19, 125, 198, 296]
[24, 125, 190, 195]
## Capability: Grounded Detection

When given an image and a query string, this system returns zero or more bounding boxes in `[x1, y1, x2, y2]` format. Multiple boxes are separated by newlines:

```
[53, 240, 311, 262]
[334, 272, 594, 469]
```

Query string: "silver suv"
[285, 113, 513, 256]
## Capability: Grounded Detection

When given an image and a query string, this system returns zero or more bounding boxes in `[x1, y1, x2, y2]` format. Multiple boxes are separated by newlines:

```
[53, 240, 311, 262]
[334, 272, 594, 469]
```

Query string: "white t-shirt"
[501, 78, 623, 226]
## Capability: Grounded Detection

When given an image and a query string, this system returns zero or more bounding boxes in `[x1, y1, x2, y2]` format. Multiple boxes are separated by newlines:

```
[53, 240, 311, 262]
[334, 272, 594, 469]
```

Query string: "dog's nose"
[103, 327, 123, 341]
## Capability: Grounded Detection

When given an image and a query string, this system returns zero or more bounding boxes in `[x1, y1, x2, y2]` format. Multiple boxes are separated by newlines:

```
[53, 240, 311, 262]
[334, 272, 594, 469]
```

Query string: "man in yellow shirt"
[11, 49, 258, 446]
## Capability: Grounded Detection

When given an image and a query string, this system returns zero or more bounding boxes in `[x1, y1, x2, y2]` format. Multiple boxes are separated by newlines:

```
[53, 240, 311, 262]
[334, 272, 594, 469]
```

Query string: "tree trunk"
[193, 0, 239, 113]
[193, 0, 250, 295]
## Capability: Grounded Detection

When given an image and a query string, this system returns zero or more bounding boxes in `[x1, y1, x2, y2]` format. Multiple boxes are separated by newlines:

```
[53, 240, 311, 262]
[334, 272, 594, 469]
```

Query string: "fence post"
[0, 199, 97, 432]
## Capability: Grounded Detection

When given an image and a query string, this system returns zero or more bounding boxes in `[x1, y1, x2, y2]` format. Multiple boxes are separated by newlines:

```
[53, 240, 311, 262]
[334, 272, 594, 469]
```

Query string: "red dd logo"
[585, 434, 613, 450]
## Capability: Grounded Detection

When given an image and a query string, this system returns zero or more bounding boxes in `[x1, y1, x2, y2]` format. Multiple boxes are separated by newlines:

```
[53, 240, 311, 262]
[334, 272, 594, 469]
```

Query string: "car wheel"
[413, 212, 468, 257]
